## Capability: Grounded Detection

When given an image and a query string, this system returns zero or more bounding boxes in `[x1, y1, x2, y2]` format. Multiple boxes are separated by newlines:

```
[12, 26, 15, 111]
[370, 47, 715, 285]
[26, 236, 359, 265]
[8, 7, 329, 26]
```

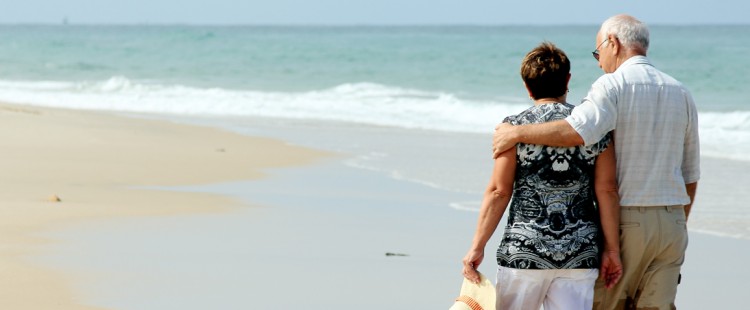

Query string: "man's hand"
[600, 250, 623, 289]
[493, 123, 517, 158]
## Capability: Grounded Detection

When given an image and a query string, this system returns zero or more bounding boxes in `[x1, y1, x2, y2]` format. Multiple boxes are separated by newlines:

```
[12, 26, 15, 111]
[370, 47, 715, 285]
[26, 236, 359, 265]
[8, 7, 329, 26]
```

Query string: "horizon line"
[1, 22, 749, 27]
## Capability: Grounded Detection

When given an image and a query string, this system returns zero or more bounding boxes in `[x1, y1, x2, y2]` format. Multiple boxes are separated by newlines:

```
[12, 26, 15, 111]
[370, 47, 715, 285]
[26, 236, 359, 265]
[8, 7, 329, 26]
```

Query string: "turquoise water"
[1, 25, 748, 159]
[0, 25, 746, 106]
[0, 25, 599, 95]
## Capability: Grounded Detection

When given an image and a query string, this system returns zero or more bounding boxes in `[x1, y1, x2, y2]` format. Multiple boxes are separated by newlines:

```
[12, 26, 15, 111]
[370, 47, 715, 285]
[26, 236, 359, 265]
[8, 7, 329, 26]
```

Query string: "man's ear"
[609, 34, 620, 56]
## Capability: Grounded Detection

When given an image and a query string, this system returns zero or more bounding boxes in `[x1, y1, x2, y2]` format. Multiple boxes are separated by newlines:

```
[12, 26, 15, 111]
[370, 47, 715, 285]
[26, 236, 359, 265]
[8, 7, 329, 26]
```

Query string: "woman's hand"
[462, 249, 485, 284]
[600, 250, 623, 289]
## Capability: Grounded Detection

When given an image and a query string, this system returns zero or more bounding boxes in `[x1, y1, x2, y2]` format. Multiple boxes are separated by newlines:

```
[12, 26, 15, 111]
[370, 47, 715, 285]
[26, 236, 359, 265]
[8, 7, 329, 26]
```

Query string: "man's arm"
[684, 182, 698, 221]
[682, 93, 700, 222]
[493, 80, 619, 158]
[493, 119, 584, 158]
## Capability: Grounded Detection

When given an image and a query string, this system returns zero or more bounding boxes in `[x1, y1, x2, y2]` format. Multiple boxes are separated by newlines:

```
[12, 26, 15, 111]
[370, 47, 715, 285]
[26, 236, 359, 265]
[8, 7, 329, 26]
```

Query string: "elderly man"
[491, 15, 700, 310]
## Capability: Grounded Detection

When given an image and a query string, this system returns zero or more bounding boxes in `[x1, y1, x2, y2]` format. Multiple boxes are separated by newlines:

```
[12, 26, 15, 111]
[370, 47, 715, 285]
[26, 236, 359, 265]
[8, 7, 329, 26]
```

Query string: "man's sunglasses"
[592, 39, 609, 61]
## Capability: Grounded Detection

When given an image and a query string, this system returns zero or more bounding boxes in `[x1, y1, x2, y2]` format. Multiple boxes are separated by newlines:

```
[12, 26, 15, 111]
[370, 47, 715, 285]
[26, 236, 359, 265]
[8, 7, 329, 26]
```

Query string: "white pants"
[495, 266, 598, 310]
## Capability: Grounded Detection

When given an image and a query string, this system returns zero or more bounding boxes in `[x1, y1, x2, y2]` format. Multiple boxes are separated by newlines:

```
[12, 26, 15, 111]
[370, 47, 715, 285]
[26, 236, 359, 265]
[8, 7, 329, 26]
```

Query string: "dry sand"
[0, 102, 328, 309]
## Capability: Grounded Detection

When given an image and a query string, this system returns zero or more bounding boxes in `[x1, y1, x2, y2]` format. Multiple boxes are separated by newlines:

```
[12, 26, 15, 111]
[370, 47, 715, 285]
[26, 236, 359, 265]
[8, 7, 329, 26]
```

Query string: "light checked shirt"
[566, 56, 700, 206]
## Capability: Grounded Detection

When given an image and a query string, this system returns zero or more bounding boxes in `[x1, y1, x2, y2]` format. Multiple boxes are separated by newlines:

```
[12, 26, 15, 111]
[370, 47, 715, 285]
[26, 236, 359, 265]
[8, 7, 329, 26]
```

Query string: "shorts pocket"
[620, 222, 640, 229]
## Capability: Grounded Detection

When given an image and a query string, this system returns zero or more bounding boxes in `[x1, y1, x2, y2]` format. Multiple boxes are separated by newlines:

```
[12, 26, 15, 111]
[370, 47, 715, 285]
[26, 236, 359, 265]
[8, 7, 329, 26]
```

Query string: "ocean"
[1, 25, 749, 240]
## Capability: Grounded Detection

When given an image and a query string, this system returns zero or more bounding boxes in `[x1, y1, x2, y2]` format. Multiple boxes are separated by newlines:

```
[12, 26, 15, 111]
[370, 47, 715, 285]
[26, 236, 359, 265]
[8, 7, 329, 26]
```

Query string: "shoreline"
[0, 102, 329, 309]
[167, 113, 750, 240]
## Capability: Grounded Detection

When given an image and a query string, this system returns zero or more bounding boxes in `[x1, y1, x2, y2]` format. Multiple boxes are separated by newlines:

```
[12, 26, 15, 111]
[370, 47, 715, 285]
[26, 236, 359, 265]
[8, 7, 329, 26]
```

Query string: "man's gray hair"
[600, 15, 650, 51]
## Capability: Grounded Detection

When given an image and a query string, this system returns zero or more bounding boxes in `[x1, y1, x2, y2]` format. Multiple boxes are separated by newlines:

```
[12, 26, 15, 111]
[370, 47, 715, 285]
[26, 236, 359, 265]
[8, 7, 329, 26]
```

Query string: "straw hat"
[449, 272, 496, 310]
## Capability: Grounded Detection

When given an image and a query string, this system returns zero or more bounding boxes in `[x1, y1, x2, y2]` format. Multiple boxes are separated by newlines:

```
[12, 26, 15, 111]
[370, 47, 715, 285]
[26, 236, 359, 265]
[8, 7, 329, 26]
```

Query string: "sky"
[1, 0, 748, 25]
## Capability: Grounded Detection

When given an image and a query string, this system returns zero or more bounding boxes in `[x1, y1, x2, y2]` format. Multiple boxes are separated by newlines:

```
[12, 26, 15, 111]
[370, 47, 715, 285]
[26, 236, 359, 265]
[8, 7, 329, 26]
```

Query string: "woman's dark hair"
[520, 42, 570, 100]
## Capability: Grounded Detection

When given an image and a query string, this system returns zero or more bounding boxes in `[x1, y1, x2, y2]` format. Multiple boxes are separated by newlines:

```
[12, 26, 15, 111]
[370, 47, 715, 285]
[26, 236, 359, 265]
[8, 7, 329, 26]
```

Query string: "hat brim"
[452, 271, 496, 310]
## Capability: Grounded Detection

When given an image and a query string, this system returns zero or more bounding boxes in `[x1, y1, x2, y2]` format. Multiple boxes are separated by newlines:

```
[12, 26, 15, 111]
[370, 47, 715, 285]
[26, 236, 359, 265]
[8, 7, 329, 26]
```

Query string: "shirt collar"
[616, 55, 652, 71]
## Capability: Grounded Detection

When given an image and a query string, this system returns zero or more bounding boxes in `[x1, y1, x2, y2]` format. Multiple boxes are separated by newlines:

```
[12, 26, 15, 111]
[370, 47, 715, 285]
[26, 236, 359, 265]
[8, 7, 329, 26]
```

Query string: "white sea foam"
[695, 111, 750, 162]
[0, 77, 527, 131]
[1, 77, 749, 162]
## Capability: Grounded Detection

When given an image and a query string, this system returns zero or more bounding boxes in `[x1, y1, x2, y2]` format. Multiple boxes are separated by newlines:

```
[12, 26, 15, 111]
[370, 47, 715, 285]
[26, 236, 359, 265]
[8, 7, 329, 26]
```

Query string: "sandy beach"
[0, 102, 328, 308]
[1, 100, 747, 309]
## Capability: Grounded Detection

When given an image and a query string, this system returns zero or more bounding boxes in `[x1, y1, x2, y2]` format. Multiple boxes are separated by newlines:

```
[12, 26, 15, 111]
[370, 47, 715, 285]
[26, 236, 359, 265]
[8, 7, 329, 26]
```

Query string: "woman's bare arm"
[594, 144, 622, 288]
[462, 147, 516, 283]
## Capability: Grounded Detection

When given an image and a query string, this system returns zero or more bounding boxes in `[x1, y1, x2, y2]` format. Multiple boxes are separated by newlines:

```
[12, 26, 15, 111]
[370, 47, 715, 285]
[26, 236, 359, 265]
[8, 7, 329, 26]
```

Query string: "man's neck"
[615, 50, 647, 68]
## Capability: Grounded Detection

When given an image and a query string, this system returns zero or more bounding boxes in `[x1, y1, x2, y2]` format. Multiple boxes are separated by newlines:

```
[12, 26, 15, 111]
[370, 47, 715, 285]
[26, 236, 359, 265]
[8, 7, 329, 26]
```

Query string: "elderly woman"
[460, 42, 622, 310]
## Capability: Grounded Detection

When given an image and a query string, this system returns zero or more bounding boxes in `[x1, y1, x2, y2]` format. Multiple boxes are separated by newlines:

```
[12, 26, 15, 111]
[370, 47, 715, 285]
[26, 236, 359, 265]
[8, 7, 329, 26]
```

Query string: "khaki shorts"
[594, 205, 688, 310]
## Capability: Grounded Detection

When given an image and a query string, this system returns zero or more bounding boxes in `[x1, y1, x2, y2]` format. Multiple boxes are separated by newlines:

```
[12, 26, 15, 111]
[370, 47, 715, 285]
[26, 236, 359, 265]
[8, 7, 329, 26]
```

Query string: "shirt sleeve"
[681, 91, 701, 183]
[565, 79, 618, 146]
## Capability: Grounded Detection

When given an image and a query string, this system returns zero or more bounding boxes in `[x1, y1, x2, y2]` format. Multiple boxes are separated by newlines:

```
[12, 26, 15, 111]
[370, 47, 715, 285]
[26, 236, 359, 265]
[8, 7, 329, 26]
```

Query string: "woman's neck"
[533, 95, 566, 105]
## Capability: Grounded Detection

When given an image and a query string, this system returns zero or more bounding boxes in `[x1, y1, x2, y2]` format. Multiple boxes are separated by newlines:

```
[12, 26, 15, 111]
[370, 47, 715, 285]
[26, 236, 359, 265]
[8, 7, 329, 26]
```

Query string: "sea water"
[1, 25, 749, 239]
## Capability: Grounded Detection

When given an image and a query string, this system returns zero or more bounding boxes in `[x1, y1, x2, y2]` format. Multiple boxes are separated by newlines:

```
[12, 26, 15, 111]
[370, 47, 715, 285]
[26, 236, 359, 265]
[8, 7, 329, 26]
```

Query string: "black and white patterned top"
[496, 103, 612, 270]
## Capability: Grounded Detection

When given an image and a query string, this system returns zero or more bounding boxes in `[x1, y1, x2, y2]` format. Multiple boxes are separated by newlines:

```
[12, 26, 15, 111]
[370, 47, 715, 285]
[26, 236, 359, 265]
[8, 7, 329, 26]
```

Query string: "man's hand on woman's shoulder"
[493, 123, 518, 159]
